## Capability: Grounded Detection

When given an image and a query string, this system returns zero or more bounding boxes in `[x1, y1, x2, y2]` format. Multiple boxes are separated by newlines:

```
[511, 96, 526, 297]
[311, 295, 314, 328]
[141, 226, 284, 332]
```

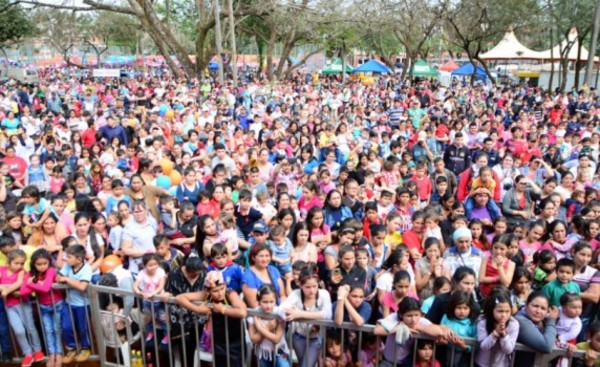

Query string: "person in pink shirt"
[298, 181, 323, 219]
[519, 220, 545, 264]
[22, 249, 64, 366]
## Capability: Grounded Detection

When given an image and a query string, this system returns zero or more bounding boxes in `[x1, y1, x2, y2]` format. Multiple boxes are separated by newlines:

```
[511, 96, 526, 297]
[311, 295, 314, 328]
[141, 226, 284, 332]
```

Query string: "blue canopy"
[353, 59, 392, 74]
[208, 62, 219, 70]
[451, 63, 487, 77]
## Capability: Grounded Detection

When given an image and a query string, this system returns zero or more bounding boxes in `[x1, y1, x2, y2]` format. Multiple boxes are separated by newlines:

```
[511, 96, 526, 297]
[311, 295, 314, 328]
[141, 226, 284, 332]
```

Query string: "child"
[285, 260, 305, 295]
[469, 219, 490, 252]
[380, 270, 411, 317]
[556, 293, 583, 367]
[374, 297, 460, 367]
[269, 224, 294, 276]
[25, 154, 49, 194]
[217, 213, 240, 261]
[479, 234, 516, 297]
[318, 170, 336, 194]
[475, 293, 519, 367]
[441, 291, 478, 366]
[359, 333, 383, 367]
[247, 284, 290, 367]
[425, 211, 446, 252]
[0, 249, 45, 367]
[377, 190, 395, 221]
[485, 216, 509, 244]
[430, 176, 449, 205]
[307, 206, 331, 271]
[464, 166, 501, 218]
[107, 212, 124, 257]
[21, 185, 57, 229]
[380, 160, 402, 192]
[236, 189, 264, 240]
[384, 212, 403, 250]
[415, 237, 450, 301]
[519, 220, 545, 264]
[410, 162, 432, 206]
[56, 245, 92, 364]
[207, 242, 243, 293]
[532, 249, 557, 290]
[22, 249, 63, 367]
[415, 339, 441, 367]
[507, 234, 525, 267]
[542, 258, 581, 307]
[256, 191, 277, 224]
[175, 271, 247, 367]
[133, 253, 168, 344]
[104, 179, 132, 216]
[362, 202, 381, 241]
[159, 195, 178, 238]
[575, 321, 600, 367]
[420, 276, 452, 315]
[323, 334, 351, 367]
[356, 247, 377, 301]
[511, 266, 533, 311]
[334, 283, 372, 329]
[50, 166, 66, 194]
[566, 190, 586, 220]
[370, 225, 389, 271]
[153, 234, 184, 273]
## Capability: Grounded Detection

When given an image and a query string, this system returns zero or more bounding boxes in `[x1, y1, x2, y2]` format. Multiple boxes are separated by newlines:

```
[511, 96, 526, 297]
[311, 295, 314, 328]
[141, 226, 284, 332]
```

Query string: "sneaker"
[21, 354, 34, 367]
[145, 332, 155, 342]
[34, 350, 45, 362]
[62, 350, 77, 364]
[161, 335, 169, 344]
[1, 353, 12, 363]
[74, 349, 90, 363]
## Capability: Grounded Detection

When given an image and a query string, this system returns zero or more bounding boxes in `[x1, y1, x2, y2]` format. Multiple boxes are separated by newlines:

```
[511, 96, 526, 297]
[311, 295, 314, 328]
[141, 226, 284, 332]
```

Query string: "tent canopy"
[439, 60, 460, 72]
[322, 58, 353, 74]
[353, 59, 391, 74]
[411, 60, 438, 77]
[538, 28, 599, 62]
[452, 63, 487, 77]
[481, 30, 547, 60]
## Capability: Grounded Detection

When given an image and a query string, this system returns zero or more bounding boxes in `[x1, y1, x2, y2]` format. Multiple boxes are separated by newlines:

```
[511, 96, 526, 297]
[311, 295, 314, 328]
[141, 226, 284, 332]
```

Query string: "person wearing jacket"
[98, 116, 128, 146]
[456, 152, 502, 203]
[323, 190, 353, 232]
[515, 292, 557, 366]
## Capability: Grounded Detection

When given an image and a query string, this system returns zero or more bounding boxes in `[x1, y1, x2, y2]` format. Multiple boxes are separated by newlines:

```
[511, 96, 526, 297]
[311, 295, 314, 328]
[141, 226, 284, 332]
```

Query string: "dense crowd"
[0, 70, 599, 367]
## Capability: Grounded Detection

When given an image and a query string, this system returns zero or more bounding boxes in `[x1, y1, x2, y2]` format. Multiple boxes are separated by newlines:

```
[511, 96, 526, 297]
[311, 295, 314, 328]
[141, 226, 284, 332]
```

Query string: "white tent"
[538, 28, 599, 62]
[480, 30, 547, 60]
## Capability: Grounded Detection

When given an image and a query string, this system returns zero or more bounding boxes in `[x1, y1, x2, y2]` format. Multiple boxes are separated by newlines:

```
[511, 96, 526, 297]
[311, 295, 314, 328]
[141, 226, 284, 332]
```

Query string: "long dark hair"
[446, 291, 478, 321]
[194, 214, 214, 259]
[73, 211, 102, 260]
[483, 289, 513, 334]
[29, 248, 53, 282]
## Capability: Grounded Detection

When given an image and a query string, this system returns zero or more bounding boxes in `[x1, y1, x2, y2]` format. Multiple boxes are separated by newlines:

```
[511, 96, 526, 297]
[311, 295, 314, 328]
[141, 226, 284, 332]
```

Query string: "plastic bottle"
[146, 352, 153, 367]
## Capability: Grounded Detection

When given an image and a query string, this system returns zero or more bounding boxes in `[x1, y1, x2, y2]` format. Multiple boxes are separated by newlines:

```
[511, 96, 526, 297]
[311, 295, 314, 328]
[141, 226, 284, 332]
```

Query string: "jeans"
[259, 349, 291, 367]
[142, 300, 167, 334]
[40, 300, 64, 354]
[61, 304, 90, 350]
[7, 302, 42, 356]
[292, 333, 322, 367]
[0, 299, 11, 355]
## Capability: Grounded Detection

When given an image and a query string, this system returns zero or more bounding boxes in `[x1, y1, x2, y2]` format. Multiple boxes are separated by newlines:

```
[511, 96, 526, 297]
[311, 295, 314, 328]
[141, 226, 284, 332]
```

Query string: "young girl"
[25, 154, 49, 195]
[425, 211, 446, 252]
[511, 266, 533, 311]
[0, 250, 44, 367]
[532, 249, 557, 290]
[479, 234, 516, 297]
[328, 245, 366, 300]
[374, 297, 460, 367]
[369, 225, 389, 271]
[380, 270, 411, 318]
[415, 237, 450, 301]
[323, 334, 351, 367]
[279, 263, 332, 367]
[358, 333, 383, 367]
[519, 220, 545, 264]
[441, 291, 477, 366]
[21, 185, 55, 230]
[421, 276, 452, 315]
[49, 166, 66, 194]
[475, 293, 519, 367]
[175, 271, 247, 367]
[133, 253, 168, 344]
[291, 222, 318, 264]
[355, 248, 377, 301]
[469, 219, 490, 252]
[217, 213, 240, 261]
[334, 283, 371, 330]
[556, 293, 583, 367]
[415, 340, 441, 367]
[247, 285, 290, 367]
[4, 211, 25, 246]
[507, 234, 524, 267]
[107, 212, 123, 258]
[307, 206, 331, 274]
[23, 249, 64, 367]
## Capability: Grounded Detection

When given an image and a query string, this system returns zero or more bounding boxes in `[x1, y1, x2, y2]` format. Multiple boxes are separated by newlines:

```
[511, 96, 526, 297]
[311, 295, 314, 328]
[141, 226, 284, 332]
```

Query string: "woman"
[72, 172, 95, 196]
[322, 190, 353, 233]
[299, 145, 319, 175]
[298, 181, 323, 219]
[520, 157, 555, 187]
[443, 227, 483, 280]
[195, 215, 220, 259]
[542, 220, 570, 259]
[117, 201, 132, 227]
[88, 162, 104, 194]
[242, 244, 286, 308]
[426, 266, 480, 324]
[71, 211, 105, 280]
[554, 171, 576, 205]
[402, 210, 427, 260]
[277, 208, 297, 241]
[137, 157, 155, 185]
[26, 214, 67, 254]
[502, 176, 538, 228]
[124, 174, 168, 221]
[571, 242, 600, 340]
[536, 198, 556, 225]
[323, 148, 341, 177]
[515, 292, 557, 366]
[493, 154, 519, 201]
[256, 148, 274, 182]
[92, 212, 109, 247]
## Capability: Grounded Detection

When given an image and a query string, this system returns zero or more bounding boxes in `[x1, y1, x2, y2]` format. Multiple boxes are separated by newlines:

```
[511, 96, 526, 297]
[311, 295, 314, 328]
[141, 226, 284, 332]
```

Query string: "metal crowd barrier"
[0, 282, 590, 367]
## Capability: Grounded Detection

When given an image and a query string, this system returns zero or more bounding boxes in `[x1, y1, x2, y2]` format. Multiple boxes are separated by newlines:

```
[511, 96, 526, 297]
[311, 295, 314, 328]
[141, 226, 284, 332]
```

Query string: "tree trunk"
[140, 17, 182, 78]
[586, 0, 600, 86]
[257, 36, 266, 73]
[196, 26, 212, 80]
[575, 40, 583, 89]
[226, 0, 237, 88]
[560, 58, 569, 91]
[549, 29, 555, 91]
[467, 53, 476, 86]
[213, 0, 224, 84]
[475, 55, 495, 83]
[266, 31, 276, 81]
[275, 38, 295, 80]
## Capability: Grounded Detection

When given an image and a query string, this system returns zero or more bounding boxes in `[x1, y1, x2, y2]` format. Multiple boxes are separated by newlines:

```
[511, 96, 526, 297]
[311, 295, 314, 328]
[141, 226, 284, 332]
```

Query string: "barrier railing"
[0, 283, 589, 367]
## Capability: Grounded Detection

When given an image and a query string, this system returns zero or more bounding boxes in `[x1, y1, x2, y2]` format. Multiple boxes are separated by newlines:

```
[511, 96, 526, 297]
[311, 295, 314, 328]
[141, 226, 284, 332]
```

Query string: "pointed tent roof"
[451, 63, 487, 77]
[353, 59, 392, 74]
[322, 58, 353, 74]
[480, 30, 547, 60]
[439, 60, 460, 72]
[538, 28, 599, 62]
[411, 60, 438, 77]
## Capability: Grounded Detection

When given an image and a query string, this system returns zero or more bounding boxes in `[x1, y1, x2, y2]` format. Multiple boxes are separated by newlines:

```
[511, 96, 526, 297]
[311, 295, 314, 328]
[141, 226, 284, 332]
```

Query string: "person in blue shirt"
[207, 243, 243, 293]
[98, 116, 128, 146]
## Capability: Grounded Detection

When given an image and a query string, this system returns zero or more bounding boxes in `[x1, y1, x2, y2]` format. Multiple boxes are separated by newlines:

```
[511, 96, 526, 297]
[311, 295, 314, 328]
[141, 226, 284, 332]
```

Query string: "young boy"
[430, 176, 449, 204]
[105, 179, 132, 216]
[362, 201, 381, 241]
[542, 258, 581, 307]
[410, 162, 432, 206]
[234, 189, 263, 240]
[153, 234, 184, 273]
[56, 245, 93, 363]
[207, 242, 243, 293]
[159, 195, 178, 239]
[268, 225, 293, 276]
[377, 190, 394, 221]
[21, 186, 57, 230]
[285, 260, 306, 294]
[566, 190, 585, 220]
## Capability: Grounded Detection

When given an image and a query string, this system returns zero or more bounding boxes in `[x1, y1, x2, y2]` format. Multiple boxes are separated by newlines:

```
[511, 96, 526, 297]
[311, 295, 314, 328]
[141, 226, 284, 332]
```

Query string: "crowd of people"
[0, 67, 599, 367]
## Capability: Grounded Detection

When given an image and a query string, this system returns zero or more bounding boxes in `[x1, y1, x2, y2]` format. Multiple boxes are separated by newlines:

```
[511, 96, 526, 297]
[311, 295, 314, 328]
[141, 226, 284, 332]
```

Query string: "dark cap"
[252, 221, 269, 234]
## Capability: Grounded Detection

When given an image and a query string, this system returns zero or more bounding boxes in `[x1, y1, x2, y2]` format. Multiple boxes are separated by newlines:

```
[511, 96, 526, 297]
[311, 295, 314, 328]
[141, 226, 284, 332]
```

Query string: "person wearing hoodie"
[98, 116, 128, 146]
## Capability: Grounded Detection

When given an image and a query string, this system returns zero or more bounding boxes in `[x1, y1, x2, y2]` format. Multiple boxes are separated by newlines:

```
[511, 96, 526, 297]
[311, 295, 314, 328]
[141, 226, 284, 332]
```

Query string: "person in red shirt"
[410, 162, 432, 205]
[402, 210, 426, 261]
[2, 146, 27, 183]
[81, 119, 97, 148]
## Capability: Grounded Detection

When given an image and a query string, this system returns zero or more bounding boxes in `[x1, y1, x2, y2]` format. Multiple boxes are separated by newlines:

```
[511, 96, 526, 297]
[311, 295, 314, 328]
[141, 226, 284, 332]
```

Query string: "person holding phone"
[326, 244, 366, 300]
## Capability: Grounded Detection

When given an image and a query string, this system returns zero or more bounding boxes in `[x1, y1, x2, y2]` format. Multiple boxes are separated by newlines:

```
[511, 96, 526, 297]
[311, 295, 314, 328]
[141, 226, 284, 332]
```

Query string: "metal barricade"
[0, 282, 590, 366]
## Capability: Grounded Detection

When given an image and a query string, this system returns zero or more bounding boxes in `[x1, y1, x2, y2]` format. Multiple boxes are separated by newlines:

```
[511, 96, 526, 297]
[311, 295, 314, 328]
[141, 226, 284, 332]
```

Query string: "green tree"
[0, 1, 35, 53]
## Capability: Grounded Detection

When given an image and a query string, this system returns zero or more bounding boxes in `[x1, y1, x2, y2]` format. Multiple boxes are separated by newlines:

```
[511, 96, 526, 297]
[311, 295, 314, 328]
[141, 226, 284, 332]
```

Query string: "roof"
[353, 59, 391, 74]
[480, 30, 547, 61]
[322, 58, 353, 74]
[537, 28, 599, 62]
[439, 60, 460, 72]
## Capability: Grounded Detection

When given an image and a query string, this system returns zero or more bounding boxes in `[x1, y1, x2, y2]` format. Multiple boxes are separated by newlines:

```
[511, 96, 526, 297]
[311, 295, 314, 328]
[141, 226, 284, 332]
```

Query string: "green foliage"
[0, 1, 35, 47]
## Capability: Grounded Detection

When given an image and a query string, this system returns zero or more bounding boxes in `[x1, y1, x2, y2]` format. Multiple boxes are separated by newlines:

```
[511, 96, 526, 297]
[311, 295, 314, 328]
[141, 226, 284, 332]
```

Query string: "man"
[121, 200, 158, 274]
[443, 132, 471, 177]
[472, 137, 500, 167]
[210, 143, 236, 178]
[456, 152, 501, 203]
[98, 116, 128, 146]
[430, 157, 458, 195]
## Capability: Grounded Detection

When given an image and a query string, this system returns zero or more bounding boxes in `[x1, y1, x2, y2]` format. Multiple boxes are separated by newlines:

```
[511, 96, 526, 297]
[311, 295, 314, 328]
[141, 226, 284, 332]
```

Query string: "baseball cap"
[252, 221, 269, 234]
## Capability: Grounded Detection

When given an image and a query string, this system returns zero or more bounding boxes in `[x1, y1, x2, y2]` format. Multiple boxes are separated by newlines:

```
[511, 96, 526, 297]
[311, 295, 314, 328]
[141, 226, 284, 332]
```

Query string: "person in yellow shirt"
[576, 321, 600, 367]
[0, 236, 35, 271]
